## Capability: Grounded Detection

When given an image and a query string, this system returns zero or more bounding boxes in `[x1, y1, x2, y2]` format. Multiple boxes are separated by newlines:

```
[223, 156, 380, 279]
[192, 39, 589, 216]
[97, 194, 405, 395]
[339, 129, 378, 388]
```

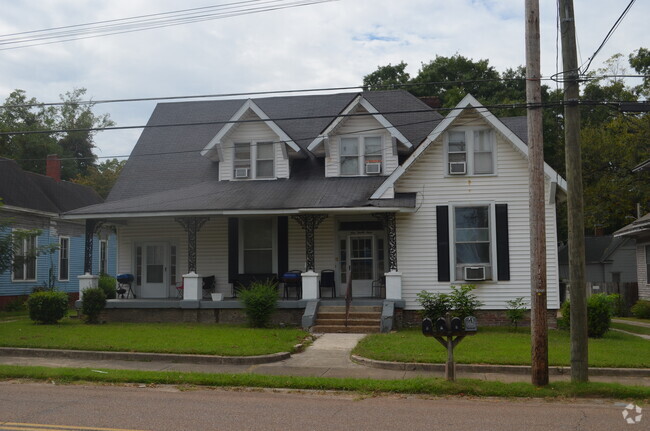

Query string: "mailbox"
[435, 317, 447, 333]
[464, 316, 478, 332]
[450, 316, 462, 332]
[422, 318, 434, 336]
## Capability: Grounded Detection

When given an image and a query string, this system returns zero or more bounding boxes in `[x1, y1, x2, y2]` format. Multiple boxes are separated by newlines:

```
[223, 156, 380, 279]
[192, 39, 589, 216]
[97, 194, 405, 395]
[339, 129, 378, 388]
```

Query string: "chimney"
[46, 154, 61, 181]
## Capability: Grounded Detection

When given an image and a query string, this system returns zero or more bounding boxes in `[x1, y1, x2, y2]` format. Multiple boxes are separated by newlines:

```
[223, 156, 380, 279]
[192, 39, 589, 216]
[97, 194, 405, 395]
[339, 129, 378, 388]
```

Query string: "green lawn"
[0, 316, 308, 356]
[353, 327, 650, 368]
[612, 322, 650, 336]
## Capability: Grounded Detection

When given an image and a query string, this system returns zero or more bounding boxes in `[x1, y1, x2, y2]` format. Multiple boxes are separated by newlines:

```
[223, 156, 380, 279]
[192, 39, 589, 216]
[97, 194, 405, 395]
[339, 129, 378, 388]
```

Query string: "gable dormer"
[200, 99, 302, 181]
[307, 95, 413, 178]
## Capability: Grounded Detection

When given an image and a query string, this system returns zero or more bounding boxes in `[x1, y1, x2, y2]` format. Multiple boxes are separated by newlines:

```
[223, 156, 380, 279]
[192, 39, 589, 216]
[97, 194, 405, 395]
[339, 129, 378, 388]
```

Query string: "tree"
[0, 88, 114, 180]
[629, 47, 650, 96]
[363, 62, 410, 91]
[74, 158, 126, 199]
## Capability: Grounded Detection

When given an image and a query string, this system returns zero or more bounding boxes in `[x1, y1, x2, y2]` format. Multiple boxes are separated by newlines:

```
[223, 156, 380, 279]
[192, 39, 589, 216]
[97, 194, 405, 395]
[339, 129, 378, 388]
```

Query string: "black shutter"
[436, 206, 450, 282]
[495, 204, 510, 281]
[277, 216, 289, 277]
[228, 217, 239, 283]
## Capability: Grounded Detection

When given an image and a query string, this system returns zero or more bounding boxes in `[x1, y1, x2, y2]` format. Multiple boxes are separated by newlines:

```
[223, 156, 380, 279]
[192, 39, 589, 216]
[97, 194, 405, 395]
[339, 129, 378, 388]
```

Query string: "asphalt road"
[0, 381, 642, 431]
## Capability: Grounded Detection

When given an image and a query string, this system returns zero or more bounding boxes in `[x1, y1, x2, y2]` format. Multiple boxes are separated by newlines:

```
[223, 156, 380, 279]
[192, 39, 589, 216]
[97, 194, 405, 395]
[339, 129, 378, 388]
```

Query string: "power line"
[0, 0, 337, 51]
[2, 75, 646, 110]
[580, 0, 636, 74]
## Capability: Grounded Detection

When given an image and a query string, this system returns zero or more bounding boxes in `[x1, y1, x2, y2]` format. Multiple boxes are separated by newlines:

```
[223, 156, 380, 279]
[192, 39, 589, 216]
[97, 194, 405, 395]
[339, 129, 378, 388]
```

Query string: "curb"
[0, 347, 290, 365]
[351, 355, 650, 377]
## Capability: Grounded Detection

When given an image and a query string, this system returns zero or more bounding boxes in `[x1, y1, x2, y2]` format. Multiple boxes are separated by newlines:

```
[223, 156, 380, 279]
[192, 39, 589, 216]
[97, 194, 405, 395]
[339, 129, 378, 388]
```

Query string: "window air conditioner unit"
[464, 266, 486, 281]
[449, 161, 467, 175]
[234, 167, 249, 178]
[365, 162, 382, 174]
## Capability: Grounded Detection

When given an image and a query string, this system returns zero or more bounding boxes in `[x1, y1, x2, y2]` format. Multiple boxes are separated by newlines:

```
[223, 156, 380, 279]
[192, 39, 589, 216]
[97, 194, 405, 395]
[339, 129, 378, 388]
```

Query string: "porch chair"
[372, 276, 386, 299]
[202, 275, 216, 300]
[319, 269, 336, 298]
[175, 283, 184, 299]
[282, 270, 303, 299]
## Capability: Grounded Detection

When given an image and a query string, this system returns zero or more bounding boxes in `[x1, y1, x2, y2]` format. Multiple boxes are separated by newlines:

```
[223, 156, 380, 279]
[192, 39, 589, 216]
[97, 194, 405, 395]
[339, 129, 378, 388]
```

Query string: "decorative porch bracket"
[175, 217, 209, 273]
[291, 214, 327, 271]
[372, 212, 398, 271]
[84, 219, 105, 274]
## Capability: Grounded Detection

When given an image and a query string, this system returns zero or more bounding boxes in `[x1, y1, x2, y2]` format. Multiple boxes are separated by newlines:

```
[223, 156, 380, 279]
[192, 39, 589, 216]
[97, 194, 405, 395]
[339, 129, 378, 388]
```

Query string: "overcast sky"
[1, 0, 648, 160]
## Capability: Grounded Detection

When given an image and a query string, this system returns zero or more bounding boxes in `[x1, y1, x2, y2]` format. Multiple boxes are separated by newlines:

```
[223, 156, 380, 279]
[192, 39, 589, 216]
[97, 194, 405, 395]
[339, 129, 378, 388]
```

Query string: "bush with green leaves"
[505, 297, 528, 330]
[81, 287, 107, 324]
[98, 274, 117, 299]
[239, 280, 279, 328]
[27, 291, 69, 324]
[606, 293, 624, 317]
[631, 300, 650, 319]
[417, 284, 482, 321]
[558, 293, 614, 338]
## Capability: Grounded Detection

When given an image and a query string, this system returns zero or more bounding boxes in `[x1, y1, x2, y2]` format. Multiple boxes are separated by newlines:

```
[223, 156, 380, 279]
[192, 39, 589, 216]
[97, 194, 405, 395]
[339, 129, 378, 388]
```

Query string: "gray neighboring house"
[64, 90, 567, 327]
[614, 159, 650, 300]
[558, 236, 637, 284]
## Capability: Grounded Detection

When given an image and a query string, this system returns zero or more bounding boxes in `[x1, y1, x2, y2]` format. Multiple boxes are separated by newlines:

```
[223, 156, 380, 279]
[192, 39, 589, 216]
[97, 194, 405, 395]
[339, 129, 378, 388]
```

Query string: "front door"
[140, 243, 167, 298]
[348, 235, 374, 297]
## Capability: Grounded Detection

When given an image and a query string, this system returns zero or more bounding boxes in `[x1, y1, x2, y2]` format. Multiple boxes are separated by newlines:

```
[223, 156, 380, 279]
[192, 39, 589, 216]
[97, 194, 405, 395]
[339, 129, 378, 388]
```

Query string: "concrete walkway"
[611, 318, 650, 340]
[1, 333, 649, 386]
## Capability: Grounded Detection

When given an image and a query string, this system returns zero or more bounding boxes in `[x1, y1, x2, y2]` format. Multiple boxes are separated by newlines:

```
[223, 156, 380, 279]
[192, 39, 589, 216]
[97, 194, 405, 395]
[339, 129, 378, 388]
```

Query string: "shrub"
[239, 280, 279, 328]
[3, 296, 26, 312]
[417, 290, 450, 320]
[449, 284, 483, 319]
[606, 293, 624, 317]
[505, 297, 528, 330]
[631, 300, 650, 319]
[82, 287, 107, 324]
[27, 291, 69, 324]
[558, 293, 614, 338]
[98, 274, 117, 299]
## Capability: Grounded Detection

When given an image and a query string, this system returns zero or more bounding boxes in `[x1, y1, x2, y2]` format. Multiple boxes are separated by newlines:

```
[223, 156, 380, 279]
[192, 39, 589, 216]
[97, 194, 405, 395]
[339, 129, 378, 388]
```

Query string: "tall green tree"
[74, 158, 126, 199]
[362, 61, 410, 91]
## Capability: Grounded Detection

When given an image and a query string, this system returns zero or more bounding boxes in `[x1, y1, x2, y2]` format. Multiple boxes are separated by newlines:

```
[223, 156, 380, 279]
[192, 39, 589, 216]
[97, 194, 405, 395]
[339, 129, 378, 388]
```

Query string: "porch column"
[373, 212, 402, 300]
[292, 214, 327, 300]
[79, 219, 104, 297]
[175, 217, 209, 301]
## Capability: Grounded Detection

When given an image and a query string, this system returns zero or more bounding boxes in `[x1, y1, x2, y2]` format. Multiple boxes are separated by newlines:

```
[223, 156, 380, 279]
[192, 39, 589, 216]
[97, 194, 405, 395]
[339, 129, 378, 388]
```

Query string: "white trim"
[442, 127, 497, 177]
[370, 94, 568, 199]
[1, 204, 58, 218]
[99, 239, 108, 275]
[11, 229, 38, 282]
[238, 216, 277, 274]
[58, 236, 70, 282]
[306, 95, 413, 152]
[200, 99, 300, 161]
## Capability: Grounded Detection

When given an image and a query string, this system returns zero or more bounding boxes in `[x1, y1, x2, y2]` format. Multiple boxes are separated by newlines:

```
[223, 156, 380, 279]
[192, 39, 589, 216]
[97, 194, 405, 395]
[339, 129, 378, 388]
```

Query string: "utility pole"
[560, 0, 588, 382]
[525, 0, 548, 387]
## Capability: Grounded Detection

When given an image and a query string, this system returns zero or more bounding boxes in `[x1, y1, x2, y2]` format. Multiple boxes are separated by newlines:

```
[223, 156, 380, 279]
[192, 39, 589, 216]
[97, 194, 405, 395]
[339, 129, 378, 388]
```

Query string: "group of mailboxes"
[422, 315, 478, 336]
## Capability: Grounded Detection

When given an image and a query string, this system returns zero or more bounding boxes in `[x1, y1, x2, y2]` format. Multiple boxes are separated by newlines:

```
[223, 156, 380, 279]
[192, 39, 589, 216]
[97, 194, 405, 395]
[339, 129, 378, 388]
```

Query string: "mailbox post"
[422, 312, 477, 381]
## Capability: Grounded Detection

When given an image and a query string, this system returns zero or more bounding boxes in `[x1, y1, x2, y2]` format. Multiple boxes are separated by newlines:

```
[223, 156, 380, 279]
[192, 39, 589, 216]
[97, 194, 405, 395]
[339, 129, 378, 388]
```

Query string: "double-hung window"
[646, 245, 650, 284]
[99, 240, 108, 275]
[13, 232, 37, 281]
[446, 128, 495, 175]
[454, 206, 492, 280]
[59, 237, 69, 281]
[233, 141, 275, 179]
[340, 136, 383, 176]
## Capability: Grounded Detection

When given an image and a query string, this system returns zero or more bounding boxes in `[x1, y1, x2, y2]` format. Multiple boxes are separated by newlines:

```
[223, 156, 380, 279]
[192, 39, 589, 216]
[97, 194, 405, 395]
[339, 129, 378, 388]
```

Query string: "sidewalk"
[1, 333, 649, 386]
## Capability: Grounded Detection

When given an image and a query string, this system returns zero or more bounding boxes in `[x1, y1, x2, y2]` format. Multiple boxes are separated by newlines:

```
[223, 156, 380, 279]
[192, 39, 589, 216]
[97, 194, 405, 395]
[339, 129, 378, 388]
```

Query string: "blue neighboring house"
[0, 157, 116, 308]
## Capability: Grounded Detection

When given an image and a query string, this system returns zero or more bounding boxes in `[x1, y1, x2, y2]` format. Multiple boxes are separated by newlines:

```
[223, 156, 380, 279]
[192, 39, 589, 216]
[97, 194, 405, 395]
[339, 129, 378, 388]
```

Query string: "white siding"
[324, 107, 397, 177]
[394, 120, 560, 310]
[287, 216, 336, 275]
[116, 217, 229, 297]
[637, 242, 650, 300]
[218, 111, 289, 181]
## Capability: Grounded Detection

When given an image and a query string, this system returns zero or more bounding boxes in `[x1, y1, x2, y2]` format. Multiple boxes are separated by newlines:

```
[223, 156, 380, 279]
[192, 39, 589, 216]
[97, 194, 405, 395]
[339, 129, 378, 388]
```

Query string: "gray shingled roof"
[615, 212, 650, 237]
[0, 158, 103, 213]
[69, 91, 525, 217]
[558, 235, 630, 264]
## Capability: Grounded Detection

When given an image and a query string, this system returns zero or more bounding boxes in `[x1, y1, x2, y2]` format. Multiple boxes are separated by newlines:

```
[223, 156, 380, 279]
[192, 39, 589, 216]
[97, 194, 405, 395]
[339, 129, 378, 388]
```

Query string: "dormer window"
[233, 141, 275, 179]
[340, 136, 383, 176]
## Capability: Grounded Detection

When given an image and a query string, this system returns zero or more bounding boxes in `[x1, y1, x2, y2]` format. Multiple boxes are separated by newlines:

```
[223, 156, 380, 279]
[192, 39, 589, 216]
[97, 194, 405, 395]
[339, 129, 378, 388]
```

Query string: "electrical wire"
[0, 0, 337, 51]
[580, 0, 636, 74]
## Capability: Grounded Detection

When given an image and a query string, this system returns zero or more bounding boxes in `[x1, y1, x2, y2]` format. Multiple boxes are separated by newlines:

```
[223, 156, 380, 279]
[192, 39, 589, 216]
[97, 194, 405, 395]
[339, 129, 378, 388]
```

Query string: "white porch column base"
[78, 273, 99, 297]
[385, 271, 402, 300]
[182, 272, 202, 301]
[301, 271, 319, 300]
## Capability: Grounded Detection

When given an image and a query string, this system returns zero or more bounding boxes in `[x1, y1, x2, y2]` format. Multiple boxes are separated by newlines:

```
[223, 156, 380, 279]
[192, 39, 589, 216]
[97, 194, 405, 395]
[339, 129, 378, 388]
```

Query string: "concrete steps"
[311, 305, 382, 333]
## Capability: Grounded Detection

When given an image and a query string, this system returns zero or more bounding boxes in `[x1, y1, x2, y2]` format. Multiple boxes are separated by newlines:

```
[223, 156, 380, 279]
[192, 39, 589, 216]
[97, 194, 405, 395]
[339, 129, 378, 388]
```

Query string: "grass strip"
[353, 327, 650, 368]
[612, 322, 650, 336]
[0, 318, 308, 356]
[0, 365, 647, 402]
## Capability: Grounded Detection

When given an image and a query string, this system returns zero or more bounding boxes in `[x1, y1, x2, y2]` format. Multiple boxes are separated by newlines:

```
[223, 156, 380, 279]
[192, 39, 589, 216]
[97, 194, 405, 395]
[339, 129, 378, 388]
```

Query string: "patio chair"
[202, 275, 216, 300]
[282, 270, 302, 299]
[319, 269, 336, 298]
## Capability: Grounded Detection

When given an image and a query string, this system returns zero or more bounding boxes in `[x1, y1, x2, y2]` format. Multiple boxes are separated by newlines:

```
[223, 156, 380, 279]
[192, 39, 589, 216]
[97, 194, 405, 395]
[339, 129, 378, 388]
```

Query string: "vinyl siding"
[288, 216, 336, 276]
[325, 107, 397, 177]
[218, 111, 289, 181]
[394, 121, 560, 310]
[638, 242, 649, 300]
